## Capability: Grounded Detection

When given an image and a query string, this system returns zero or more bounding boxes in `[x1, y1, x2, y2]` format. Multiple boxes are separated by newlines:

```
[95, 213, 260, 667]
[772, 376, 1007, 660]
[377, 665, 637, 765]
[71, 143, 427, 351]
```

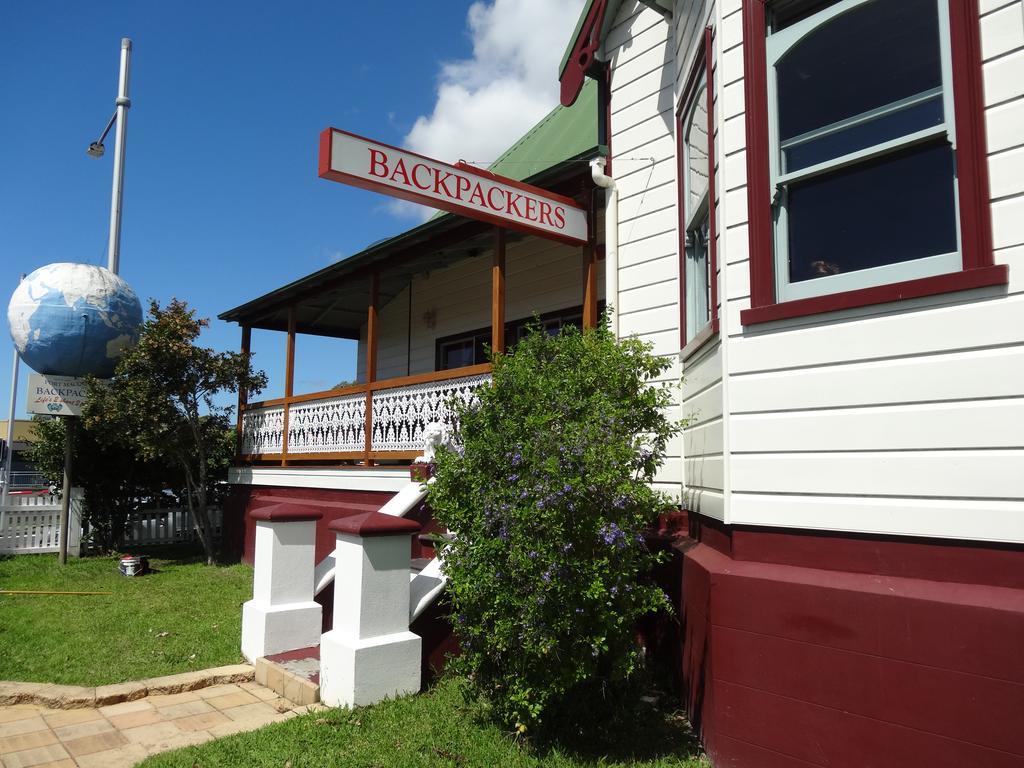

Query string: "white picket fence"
[124, 506, 223, 547]
[0, 491, 222, 553]
[0, 491, 83, 555]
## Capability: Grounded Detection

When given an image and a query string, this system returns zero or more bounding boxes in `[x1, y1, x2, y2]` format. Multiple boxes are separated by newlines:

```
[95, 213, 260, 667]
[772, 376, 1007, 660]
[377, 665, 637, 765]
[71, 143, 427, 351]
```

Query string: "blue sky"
[1, 0, 584, 417]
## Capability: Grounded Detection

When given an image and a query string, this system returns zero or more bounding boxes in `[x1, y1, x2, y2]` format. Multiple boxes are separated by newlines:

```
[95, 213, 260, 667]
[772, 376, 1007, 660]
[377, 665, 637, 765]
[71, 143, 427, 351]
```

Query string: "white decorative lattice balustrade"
[371, 373, 491, 452]
[241, 406, 284, 454]
[287, 393, 366, 454]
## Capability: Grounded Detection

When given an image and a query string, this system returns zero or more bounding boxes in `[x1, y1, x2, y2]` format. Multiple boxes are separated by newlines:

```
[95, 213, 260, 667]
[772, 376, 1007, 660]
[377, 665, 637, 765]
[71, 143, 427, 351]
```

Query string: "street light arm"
[93, 110, 118, 148]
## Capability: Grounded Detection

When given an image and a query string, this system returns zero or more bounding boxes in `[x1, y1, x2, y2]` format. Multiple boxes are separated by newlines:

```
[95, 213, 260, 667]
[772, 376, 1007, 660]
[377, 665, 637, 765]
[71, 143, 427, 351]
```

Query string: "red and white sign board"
[318, 128, 589, 246]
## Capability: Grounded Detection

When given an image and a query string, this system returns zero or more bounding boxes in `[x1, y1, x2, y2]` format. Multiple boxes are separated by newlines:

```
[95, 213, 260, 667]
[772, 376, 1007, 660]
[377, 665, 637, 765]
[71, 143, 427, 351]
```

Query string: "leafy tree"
[83, 299, 267, 565]
[428, 318, 680, 734]
[26, 415, 171, 552]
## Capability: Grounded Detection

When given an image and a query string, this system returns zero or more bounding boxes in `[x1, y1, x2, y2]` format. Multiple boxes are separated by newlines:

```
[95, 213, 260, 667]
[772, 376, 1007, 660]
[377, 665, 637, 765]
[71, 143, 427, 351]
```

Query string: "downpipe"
[590, 157, 618, 337]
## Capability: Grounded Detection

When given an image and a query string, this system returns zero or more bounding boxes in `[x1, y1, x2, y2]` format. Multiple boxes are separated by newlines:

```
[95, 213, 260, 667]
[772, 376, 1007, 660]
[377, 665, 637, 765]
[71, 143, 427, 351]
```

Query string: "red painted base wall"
[223, 484, 398, 565]
[678, 515, 1024, 768]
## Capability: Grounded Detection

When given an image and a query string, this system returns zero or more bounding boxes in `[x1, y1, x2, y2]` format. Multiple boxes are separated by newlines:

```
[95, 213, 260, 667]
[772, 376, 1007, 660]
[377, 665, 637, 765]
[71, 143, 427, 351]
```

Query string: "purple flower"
[541, 567, 553, 583]
[511, 451, 522, 467]
[528, 550, 538, 560]
[562, 542, 573, 554]
[508, 473, 519, 483]
[599, 523, 627, 548]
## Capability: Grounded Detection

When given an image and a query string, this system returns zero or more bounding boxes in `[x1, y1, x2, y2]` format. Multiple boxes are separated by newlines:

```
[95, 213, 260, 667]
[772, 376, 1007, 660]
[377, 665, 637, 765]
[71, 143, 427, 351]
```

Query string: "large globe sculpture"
[7, 263, 143, 378]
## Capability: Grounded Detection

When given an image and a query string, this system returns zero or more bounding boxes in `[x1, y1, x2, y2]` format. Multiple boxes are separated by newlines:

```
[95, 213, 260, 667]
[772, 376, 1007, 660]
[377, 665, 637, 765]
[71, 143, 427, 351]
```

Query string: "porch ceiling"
[221, 222, 523, 339]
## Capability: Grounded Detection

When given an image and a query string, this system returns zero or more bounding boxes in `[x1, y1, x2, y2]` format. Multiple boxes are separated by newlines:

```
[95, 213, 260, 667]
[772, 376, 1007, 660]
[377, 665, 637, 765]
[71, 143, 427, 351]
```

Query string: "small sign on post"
[26, 374, 93, 417]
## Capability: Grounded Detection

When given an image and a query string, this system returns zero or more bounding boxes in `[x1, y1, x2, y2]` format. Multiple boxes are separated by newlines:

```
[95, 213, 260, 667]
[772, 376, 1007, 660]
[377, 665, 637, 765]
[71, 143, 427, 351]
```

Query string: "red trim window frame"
[679, 27, 720, 357]
[740, 0, 1007, 326]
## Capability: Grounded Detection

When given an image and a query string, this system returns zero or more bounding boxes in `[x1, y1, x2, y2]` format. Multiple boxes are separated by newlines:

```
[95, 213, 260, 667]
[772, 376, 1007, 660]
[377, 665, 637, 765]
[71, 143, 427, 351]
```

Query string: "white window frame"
[766, 0, 961, 303]
[682, 73, 712, 344]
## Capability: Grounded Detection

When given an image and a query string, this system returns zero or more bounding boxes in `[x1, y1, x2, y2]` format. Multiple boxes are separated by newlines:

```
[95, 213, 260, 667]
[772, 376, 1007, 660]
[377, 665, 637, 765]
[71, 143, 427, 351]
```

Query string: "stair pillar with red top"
[319, 511, 423, 708]
[241, 504, 324, 663]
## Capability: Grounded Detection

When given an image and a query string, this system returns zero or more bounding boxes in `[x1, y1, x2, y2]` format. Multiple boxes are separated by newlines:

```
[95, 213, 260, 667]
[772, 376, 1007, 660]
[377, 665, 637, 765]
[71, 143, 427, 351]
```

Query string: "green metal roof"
[487, 78, 598, 180]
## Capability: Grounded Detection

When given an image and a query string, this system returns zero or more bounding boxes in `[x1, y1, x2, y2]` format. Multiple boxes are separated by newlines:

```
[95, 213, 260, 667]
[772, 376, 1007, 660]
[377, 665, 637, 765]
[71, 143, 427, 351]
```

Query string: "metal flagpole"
[56, 40, 134, 563]
[107, 38, 131, 275]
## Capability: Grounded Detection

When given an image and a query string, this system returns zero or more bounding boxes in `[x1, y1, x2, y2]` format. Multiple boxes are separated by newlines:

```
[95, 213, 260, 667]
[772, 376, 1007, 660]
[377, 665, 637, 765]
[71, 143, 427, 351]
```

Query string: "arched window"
[682, 77, 712, 343]
[741, 0, 1004, 325]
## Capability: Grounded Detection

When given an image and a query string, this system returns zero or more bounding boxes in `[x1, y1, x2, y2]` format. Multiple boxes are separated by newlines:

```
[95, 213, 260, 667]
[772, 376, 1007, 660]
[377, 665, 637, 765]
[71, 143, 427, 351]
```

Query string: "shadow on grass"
[532, 694, 703, 764]
[452, 675, 704, 765]
[109, 542, 244, 568]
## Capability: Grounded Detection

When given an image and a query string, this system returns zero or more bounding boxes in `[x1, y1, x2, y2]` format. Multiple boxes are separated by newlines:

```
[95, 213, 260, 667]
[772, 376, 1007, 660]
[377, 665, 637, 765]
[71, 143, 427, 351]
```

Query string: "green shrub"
[428, 318, 680, 734]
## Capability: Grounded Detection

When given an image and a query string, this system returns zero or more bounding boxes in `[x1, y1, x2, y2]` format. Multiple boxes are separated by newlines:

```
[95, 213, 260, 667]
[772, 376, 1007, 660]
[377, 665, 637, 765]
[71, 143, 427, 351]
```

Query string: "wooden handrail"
[369, 363, 492, 392]
[242, 363, 492, 411]
[238, 364, 493, 463]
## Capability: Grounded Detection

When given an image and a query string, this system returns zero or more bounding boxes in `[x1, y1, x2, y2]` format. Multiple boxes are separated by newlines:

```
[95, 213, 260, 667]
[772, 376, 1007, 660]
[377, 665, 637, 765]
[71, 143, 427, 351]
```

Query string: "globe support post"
[57, 418, 74, 565]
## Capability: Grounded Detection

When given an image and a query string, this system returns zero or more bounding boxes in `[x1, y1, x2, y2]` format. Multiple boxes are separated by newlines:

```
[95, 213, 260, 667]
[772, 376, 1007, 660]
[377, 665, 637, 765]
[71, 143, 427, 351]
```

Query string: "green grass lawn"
[139, 676, 708, 768]
[0, 547, 252, 686]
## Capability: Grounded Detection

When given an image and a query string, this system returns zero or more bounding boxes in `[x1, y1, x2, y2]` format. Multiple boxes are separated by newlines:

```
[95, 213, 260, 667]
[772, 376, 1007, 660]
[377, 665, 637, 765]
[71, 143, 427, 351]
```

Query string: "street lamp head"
[87, 142, 105, 158]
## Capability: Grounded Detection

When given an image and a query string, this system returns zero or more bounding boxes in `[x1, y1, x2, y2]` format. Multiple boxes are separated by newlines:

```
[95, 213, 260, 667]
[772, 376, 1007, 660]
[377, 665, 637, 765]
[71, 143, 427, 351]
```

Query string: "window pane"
[685, 85, 709, 220]
[786, 142, 957, 284]
[685, 216, 711, 342]
[474, 336, 488, 363]
[777, 0, 942, 165]
[441, 340, 475, 370]
[784, 94, 943, 172]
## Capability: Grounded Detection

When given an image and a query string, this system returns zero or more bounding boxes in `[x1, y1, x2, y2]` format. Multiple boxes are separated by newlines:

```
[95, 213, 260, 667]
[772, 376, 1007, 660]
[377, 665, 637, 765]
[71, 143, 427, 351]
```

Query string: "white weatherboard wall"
[606, 0, 1024, 542]
[605, 1, 687, 501]
[682, 0, 1024, 541]
[356, 234, 604, 381]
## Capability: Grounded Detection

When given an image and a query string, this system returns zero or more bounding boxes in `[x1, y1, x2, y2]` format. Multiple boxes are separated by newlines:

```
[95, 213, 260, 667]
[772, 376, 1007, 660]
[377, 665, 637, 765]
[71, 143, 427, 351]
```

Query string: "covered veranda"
[221, 164, 602, 469]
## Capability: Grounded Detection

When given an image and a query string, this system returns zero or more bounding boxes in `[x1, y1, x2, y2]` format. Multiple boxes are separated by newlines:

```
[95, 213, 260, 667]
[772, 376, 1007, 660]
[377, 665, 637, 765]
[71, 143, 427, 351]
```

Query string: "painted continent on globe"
[7, 263, 143, 378]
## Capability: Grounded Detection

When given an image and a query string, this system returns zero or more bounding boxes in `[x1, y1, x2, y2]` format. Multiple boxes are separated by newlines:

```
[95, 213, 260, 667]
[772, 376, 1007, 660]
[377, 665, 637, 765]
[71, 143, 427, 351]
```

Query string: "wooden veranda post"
[583, 242, 599, 329]
[235, 325, 251, 457]
[281, 307, 296, 466]
[492, 227, 506, 354]
[364, 273, 379, 466]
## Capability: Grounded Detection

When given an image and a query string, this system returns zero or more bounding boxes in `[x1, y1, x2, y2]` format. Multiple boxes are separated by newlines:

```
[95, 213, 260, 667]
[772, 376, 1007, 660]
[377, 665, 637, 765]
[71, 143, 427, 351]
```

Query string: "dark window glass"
[786, 142, 957, 283]
[440, 339, 475, 370]
[784, 95, 943, 172]
[777, 0, 942, 162]
[770, 0, 843, 30]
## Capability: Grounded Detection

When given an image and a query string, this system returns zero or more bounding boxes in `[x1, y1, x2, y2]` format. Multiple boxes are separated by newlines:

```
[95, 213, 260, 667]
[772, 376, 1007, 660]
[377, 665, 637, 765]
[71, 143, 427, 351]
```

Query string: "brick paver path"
[0, 681, 315, 767]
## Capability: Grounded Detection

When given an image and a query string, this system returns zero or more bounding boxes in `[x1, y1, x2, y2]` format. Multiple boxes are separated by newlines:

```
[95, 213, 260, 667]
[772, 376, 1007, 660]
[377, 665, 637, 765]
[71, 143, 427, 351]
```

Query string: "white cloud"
[391, 0, 586, 221]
